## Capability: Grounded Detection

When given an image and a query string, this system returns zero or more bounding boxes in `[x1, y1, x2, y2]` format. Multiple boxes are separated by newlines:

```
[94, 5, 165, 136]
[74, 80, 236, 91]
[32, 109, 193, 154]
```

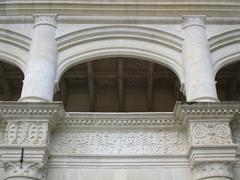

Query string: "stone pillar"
[0, 102, 62, 180]
[182, 16, 218, 102]
[20, 15, 57, 102]
[176, 102, 238, 180]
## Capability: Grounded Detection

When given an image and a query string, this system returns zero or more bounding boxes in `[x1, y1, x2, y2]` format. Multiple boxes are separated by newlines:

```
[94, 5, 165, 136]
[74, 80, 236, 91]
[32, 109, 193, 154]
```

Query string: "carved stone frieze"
[192, 162, 233, 180]
[190, 122, 232, 145]
[51, 131, 187, 155]
[4, 161, 47, 180]
[5, 121, 49, 145]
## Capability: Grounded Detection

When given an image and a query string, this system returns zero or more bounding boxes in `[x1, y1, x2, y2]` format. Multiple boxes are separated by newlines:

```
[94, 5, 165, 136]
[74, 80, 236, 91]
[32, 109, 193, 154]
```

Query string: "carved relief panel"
[190, 122, 232, 145]
[5, 121, 49, 145]
[51, 131, 187, 155]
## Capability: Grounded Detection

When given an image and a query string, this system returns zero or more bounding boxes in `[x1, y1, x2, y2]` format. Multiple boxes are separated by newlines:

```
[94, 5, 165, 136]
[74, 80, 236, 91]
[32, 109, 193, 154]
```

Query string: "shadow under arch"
[0, 60, 24, 101]
[56, 48, 183, 85]
[215, 60, 240, 101]
[55, 56, 185, 112]
[0, 52, 26, 74]
[209, 28, 240, 78]
[213, 52, 240, 78]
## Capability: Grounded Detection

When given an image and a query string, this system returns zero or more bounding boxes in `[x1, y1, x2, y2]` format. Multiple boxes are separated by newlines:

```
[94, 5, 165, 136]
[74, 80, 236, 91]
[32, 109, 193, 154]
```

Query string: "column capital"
[4, 160, 47, 180]
[182, 15, 206, 29]
[192, 161, 234, 180]
[33, 15, 57, 28]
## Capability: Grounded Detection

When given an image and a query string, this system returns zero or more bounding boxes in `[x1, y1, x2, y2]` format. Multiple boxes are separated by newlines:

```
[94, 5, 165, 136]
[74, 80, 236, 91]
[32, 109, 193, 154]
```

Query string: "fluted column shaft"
[182, 16, 218, 102]
[20, 15, 57, 102]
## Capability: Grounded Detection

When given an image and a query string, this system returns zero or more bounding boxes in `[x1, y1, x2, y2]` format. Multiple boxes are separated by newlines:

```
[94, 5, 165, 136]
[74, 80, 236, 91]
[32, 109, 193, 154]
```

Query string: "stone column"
[0, 102, 62, 180]
[20, 15, 57, 102]
[176, 102, 238, 180]
[182, 16, 218, 102]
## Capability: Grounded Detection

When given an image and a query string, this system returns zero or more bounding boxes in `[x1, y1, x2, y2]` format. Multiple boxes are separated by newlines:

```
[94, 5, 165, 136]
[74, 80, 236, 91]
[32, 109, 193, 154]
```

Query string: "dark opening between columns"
[54, 57, 185, 112]
[0, 61, 24, 101]
[216, 61, 240, 101]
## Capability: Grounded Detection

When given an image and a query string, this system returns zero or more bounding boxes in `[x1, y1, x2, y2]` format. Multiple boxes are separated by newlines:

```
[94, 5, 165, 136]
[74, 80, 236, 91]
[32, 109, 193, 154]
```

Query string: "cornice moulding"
[175, 102, 240, 124]
[60, 112, 179, 129]
[1, 1, 240, 17]
[1, 16, 240, 25]
[0, 101, 63, 116]
[48, 155, 189, 168]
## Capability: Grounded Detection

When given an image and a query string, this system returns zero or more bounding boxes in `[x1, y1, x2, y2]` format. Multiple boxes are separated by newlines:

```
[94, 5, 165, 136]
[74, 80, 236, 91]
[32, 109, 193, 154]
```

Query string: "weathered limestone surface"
[0, 102, 239, 180]
[20, 16, 57, 102]
[0, 1, 240, 180]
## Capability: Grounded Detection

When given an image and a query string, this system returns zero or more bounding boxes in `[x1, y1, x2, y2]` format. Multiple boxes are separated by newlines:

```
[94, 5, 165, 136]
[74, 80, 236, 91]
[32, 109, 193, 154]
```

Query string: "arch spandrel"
[56, 26, 184, 85]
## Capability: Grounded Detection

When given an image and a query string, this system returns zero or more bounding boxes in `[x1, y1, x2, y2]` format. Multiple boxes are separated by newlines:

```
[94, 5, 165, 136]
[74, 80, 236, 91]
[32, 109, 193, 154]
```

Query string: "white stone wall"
[47, 168, 192, 180]
[0, 1, 240, 180]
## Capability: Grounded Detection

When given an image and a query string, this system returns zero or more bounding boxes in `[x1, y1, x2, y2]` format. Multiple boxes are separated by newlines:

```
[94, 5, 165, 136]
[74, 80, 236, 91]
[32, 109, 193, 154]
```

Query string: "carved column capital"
[182, 15, 206, 29]
[192, 161, 233, 180]
[33, 15, 57, 28]
[175, 102, 239, 180]
[0, 102, 63, 180]
[4, 161, 47, 180]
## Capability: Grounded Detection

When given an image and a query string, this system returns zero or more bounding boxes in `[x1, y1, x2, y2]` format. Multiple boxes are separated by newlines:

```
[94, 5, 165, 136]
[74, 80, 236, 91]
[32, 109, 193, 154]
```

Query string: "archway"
[54, 57, 185, 112]
[215, 61, 240, 101]
[0, 61, 24, 101]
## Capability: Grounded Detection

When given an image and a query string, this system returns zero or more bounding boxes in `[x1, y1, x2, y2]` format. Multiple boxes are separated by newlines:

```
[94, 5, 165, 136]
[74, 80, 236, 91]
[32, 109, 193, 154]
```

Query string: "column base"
[188, 96, 219, 102]
[18, 96, 49, 102]
[5, 177, 38, 180]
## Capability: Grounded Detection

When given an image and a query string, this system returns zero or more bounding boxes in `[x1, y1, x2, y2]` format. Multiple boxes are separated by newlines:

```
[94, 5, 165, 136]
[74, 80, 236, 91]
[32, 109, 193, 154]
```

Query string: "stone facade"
[0, 1, 240, 180]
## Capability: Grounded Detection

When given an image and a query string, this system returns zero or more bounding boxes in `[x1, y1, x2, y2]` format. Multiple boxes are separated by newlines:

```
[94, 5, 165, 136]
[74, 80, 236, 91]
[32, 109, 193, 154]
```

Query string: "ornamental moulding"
[61, 112, 179, 129]
[51, 131, 187, 155]
[1, 1, 240, 16]
[0, 102, 63, 118]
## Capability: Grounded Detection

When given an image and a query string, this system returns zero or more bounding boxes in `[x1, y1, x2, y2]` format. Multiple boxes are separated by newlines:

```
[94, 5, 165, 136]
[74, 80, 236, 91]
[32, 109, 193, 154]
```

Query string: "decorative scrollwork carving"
[191, 122, 232, 145]
[215, 124, 230, 138]
[51, 131, 187, 155]
[192, 124, 208, 139]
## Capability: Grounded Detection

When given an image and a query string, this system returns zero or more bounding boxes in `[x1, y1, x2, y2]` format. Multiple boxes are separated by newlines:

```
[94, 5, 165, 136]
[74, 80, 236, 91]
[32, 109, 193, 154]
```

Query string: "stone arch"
[0, 52, 26, 75]
[56, 25, 184, 84]
[209, 29, 240, 77]
[0, 28, 31, 74]
[55, 57, 184, 112]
